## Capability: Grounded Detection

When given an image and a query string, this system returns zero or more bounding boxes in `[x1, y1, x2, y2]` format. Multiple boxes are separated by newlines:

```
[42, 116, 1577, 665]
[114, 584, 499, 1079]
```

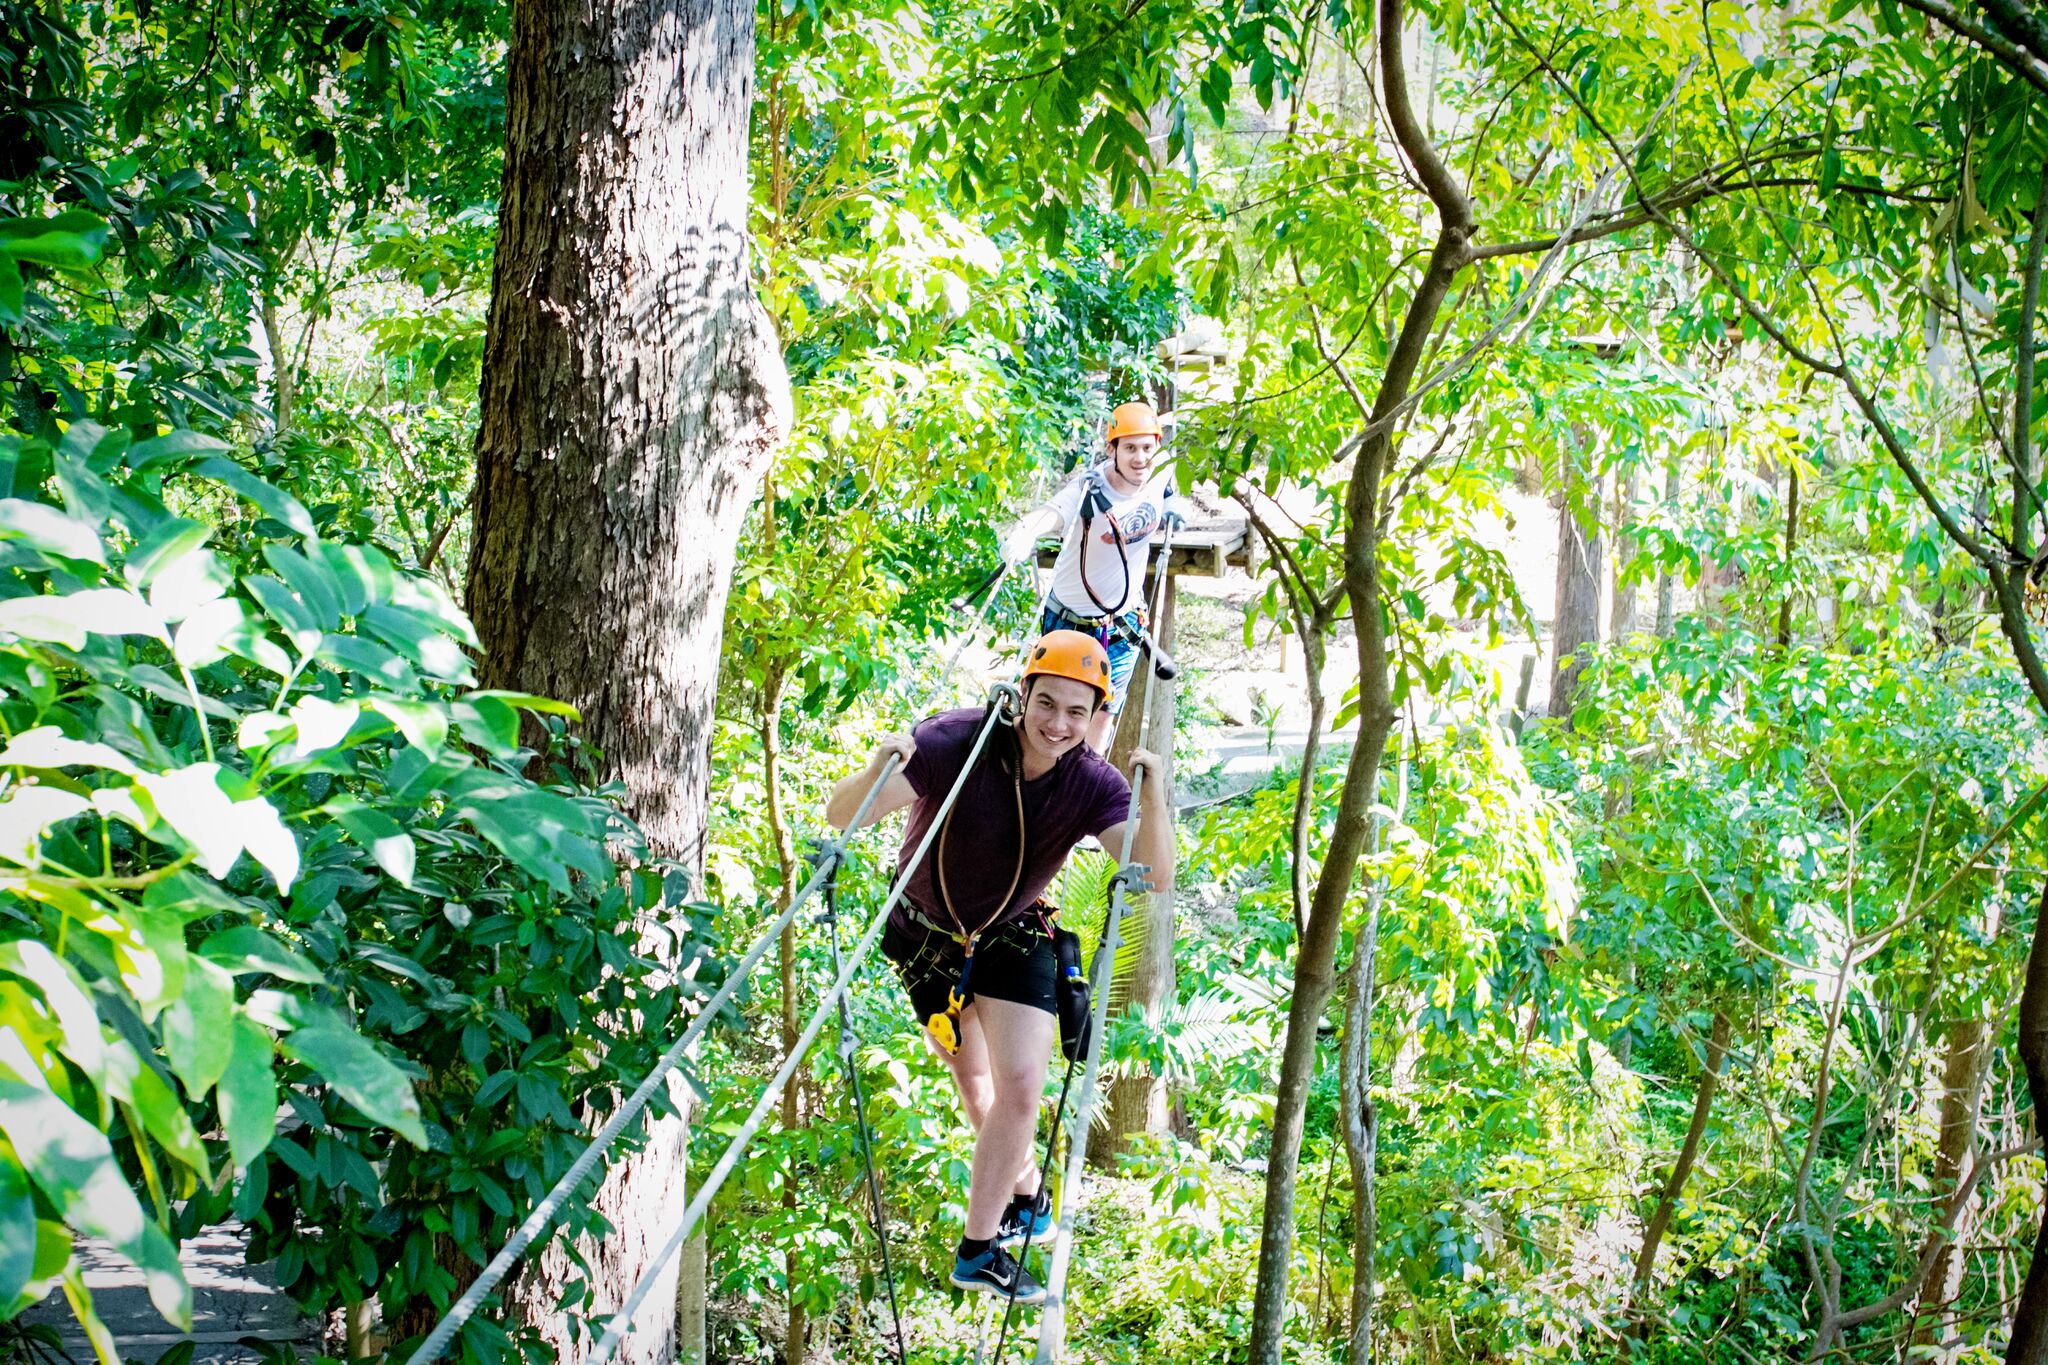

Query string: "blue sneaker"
[997, 1192, 1057, 1252]
[949, 1243, 1045, 1303]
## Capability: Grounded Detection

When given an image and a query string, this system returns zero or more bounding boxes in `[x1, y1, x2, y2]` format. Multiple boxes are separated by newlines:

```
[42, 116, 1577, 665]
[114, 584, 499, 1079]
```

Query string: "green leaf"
[0, 1078, 191, 1330]
[0, 210, 110, 268]
[0, 499, 105, 564]
[114, 1053, 210, 1182]
[243, 573, 324, 647]
[0, 787, 93, 863]
[0, 1159, 36, 1310]
[0, 252, 22, 326]
[200, 927, 325, 985]
[310, 543, 396, 615]
[162, 958, 235, 1097]
[368, 698, 448, 756]
[280, 1029, 426, 1147]
[193, 458, 316, 538]
[138, 765, 299, 889]
[0, 587, 167, 648]
[260, 546, 344, 629]
[217, 1016, 278, 1171]
[0, 725, 139, 775]
[126, 431, 229, 473]
[452, 695, 521, 757]
[324, 798, 416, 887]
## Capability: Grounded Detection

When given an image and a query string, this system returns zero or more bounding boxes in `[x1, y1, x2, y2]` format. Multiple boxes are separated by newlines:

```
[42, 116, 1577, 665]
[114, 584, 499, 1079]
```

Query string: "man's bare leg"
[937, 1010, 1040, 1196]
[961, 997, 1056, 1240]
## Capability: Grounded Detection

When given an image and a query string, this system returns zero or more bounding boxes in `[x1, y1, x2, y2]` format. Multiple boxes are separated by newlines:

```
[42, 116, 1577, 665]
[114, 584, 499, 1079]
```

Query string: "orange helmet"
[1106, 400, 1164, 444]
[1022, 630, 1113, 706]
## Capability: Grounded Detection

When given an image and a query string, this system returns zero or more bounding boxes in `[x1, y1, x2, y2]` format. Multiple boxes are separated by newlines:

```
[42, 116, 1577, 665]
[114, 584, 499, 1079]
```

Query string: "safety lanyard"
[924, 708, 1030, 1051]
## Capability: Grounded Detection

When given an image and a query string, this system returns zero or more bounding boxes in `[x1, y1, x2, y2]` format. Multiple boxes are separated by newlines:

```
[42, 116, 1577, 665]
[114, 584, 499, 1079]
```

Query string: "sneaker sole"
[948, 1272, 1047, 1306]
[996, 1225, 1059, 1253]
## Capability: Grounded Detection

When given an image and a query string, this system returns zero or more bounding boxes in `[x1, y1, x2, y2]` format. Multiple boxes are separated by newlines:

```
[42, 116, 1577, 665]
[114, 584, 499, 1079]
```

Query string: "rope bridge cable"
[586, 691, 1019, 1365]
[817, 856, 909, 1365]
[992, 513, 1182, 1365]
[406, 548, 1042, 1365]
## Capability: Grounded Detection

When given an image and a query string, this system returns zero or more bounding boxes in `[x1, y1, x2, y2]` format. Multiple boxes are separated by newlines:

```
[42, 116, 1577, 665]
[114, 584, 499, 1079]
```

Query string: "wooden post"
[1095, 567, 1180, 1163]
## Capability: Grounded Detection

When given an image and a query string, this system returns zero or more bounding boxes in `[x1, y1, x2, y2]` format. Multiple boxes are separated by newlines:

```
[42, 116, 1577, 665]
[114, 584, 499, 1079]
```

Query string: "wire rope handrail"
[585, 692, 1020, 1365]
[404, 504, 1083, 1365]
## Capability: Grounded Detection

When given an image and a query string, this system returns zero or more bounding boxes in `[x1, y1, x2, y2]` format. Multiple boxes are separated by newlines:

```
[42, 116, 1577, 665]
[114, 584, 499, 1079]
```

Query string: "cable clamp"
[1108, 862, 1153, 897]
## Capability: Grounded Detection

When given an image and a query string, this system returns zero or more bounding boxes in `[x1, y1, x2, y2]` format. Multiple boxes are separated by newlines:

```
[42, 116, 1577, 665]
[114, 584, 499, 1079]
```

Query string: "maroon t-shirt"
[893, 707, 1131, 933]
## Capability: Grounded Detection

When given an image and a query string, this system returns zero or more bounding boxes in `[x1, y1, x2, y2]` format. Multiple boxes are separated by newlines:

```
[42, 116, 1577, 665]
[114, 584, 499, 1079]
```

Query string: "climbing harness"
[413, 484, 1091, 1365]
[817, 854, 909, 1365]
[921, 694, 1028, 1055]
[586, 689, 1023, 1365]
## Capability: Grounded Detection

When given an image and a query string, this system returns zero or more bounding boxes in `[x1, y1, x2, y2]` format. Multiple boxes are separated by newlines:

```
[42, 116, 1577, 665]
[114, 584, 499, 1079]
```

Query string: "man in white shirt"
[1000, 400, 1179, 751]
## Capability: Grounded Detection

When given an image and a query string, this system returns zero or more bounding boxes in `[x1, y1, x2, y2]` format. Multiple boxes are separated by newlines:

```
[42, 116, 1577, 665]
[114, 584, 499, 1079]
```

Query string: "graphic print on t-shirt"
[1096, 500, 1161, 545]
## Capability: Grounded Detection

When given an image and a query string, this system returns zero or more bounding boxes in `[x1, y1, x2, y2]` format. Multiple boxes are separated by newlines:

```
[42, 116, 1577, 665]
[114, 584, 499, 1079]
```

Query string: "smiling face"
[1107, 433, 1160, 489]
[1018, 674, 1103, 766]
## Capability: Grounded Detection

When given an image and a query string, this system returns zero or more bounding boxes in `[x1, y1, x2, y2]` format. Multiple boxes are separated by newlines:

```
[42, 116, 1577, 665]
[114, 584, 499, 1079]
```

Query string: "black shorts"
[881, 913, 1057, 1023]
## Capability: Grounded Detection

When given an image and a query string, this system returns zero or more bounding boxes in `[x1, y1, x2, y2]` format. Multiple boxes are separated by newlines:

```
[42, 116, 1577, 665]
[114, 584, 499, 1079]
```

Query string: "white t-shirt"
[1044, 466, 1176, 617]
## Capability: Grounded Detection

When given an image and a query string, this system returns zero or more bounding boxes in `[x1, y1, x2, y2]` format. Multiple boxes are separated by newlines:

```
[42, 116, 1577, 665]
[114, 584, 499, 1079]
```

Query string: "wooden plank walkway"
[19, 1227, 315, 1364]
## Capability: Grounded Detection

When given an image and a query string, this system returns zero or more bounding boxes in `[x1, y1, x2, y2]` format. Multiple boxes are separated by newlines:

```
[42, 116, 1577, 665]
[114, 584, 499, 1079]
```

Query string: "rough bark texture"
[1099, 575, 1180, 1159]
[1910, 1017, 1991, 1356]
[465, 1, 790, 1360]
[1631, 1012, 1730, 1306]
[1246, 7, 1470, 1358]
[2008, 877, 2048, 1365]
[1548, 464, 1603, 721]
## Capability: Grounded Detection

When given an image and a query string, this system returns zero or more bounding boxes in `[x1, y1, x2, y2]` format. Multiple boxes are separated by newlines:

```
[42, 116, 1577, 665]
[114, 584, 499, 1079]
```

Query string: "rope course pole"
[407, 565, 1028, 1365]
[1025, 514, 1180, 1365]
[587, 693, 1020, 1365]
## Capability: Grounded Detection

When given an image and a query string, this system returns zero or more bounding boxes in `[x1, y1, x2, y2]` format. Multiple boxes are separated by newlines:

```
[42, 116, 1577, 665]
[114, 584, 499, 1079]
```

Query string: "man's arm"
[825, 733, 919, 831]
[999, 505, 1065, 564]
[1099, 749, 1174, 895]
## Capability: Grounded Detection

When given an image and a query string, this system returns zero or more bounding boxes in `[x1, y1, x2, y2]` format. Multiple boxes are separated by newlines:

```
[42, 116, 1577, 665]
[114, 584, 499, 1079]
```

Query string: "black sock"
[959, 1236, 993, 1259]
[1003, 1191, 1033, 1216]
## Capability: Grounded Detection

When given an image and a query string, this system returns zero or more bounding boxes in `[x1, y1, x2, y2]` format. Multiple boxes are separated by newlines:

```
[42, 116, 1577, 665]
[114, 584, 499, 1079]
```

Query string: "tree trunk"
[2005, 877, 2048, 1365]
[1099, 573, 1180, 1162]
[1776, 461, 1801, 649]
[1655, 446, 1680, 637]
[1631, 1012, 1731, 1308]
[1247, 9, 1469, 1358]
[1340, 759, 1403, 1365]
[1910, 1016, 1992, 1357]
[1549, 461, 1603, 721]
[1609, 466, 1639, 638]
[464, 0, 790, 1359]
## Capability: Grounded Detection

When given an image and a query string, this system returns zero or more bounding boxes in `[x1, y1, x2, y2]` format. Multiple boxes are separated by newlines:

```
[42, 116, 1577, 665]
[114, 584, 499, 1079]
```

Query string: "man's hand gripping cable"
[585, 688, 1022, 1365]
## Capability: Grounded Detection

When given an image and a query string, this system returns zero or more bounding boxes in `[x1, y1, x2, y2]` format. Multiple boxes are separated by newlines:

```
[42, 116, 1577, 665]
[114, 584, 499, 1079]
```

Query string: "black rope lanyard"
[1076, 468, 1135, 618]
[817, 857, 909, 1365]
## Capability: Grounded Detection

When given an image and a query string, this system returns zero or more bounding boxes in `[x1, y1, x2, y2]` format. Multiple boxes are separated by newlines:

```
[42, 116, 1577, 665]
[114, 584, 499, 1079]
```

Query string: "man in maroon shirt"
[825, 631, 1174, 1302]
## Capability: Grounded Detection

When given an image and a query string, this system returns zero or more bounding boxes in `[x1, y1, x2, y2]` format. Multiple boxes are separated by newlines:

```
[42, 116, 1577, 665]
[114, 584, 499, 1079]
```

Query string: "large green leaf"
[199, 927, 325, 985]
[0, 210, 109, 268]
[217, 1017, 277, 1172]
[280, 1028, 426, 1147]
[0, 1155, 35, 1308]
[0, 1079, 190, 1330]
[161, 958, 235, 1097]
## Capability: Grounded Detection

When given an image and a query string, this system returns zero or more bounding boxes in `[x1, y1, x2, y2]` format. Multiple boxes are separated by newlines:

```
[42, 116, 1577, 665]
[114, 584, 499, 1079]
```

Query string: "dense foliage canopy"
[5, 0, 2048, 1363]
